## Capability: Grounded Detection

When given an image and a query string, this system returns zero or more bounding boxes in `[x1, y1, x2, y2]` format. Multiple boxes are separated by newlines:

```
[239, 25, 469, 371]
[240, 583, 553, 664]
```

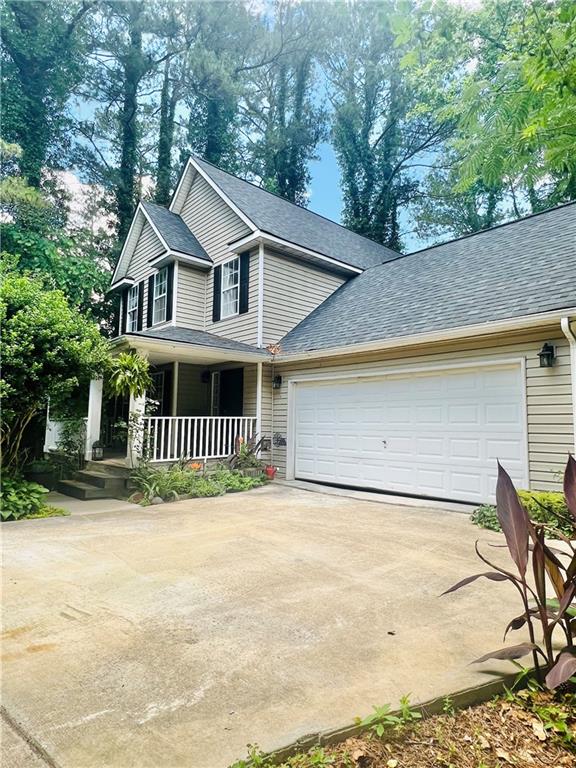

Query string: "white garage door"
[293, 364, 528, 503]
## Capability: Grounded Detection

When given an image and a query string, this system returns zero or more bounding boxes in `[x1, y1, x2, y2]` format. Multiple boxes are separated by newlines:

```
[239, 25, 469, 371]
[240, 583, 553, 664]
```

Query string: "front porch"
[84, 328, 270, 467]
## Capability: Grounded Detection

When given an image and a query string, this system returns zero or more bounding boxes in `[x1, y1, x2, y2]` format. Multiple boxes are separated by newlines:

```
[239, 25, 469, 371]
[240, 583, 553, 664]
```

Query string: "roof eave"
[273, 307, 576, 363]
[229, 230, 363, 275]
[111, 333, 271, 363]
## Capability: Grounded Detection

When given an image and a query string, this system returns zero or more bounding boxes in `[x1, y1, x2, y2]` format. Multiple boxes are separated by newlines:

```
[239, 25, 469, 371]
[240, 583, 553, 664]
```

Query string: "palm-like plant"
[107, 351, 152, 399]
[444, 456, 576, 690]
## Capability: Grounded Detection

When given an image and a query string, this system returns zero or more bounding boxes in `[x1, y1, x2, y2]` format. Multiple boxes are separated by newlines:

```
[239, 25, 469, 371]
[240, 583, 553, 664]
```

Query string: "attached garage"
[291, 363, 529, 504]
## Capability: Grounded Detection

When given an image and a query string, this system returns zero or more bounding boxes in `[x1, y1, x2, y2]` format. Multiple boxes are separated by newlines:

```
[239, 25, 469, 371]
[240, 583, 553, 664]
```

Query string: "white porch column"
[127, 390, 146, 467]
[256, 362, 263, 447]
[85, 378, 103, 460]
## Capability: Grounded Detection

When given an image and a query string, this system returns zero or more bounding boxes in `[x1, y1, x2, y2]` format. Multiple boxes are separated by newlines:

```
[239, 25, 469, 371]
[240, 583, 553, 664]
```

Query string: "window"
[221, 257, 239, 318]
[153, 268, 168, 325]
[126, 284, 139, 332]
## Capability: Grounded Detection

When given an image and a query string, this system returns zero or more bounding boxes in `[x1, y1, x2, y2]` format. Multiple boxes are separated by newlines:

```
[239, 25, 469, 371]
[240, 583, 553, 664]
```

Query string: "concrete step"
[75, 470, 127, 490]
[85, 459, 130, 476]
[57, 480, 112, 501]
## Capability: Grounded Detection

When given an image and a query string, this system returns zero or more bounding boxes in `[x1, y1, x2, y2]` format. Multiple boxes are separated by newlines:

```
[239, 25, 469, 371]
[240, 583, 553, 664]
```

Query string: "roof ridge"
[191, 154, 402, 257]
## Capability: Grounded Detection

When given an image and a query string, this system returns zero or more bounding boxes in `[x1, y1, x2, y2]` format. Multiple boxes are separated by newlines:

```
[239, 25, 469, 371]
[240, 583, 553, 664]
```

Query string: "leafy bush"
[470, 504, 500, 531]
[1, 476, 49, 521]
[445, 457, 576, 690]
[227, 435, 266, 470]
[129, 462, 265, 504]
[209, 466, 265, 492]
[471, 490, 572, 536]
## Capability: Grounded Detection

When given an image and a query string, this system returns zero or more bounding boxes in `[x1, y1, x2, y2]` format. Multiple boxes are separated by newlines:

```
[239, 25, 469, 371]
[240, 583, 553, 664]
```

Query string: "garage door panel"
[293, 364, 528, 504]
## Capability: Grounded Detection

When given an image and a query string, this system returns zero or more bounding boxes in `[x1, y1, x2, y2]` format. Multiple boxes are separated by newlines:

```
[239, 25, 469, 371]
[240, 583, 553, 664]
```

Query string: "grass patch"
[24, 505, 69, 519]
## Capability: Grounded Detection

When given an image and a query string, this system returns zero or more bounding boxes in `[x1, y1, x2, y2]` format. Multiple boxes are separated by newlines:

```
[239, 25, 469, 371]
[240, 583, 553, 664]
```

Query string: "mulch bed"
[285, 692, 576, 767]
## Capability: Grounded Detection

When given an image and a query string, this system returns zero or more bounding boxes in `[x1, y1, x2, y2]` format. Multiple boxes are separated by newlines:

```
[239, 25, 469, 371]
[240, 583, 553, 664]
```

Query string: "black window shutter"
[147, 274, 154, 327]
[136, 281, 144, 331]
[239, 251, 250, 315]
[165, 262, 174, 323]
[212, 265, 222, 322]
[112, 293, 121, 337]
[120, 288, 129, 334]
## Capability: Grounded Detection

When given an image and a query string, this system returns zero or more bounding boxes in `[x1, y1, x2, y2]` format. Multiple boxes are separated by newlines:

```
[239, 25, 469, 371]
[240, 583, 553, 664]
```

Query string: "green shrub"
[470, 504, 500, 531]
[209, 466, 265, 492]
[1, 476, 50, 521]
[129, 462, 264, 504]
[471, 490, 572, 536]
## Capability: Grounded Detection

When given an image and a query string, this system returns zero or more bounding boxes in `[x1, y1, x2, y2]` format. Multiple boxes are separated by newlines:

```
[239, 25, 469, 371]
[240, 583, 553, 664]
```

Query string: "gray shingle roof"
[142, 201, 210, 263]
[193, 156, 399, 270]
[278, 203, 576, 354]
[132, 326, 270, 356]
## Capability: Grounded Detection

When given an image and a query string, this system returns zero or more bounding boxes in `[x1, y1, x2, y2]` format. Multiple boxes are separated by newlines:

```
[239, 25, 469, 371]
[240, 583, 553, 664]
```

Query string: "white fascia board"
[112, 334, 272, 364]
[229, 230, 363, 276]
[139, 204, 171, 253]
[108, 276, 136, 292]
[111, 205, 146, 284]
[149, 250, 212, 270]
[273, 308, 576, 364]
[169, 157, 257, 232]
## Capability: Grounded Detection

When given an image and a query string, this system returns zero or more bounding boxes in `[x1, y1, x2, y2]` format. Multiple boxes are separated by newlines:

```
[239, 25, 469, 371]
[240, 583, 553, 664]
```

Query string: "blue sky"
[308, 142, 343, 222]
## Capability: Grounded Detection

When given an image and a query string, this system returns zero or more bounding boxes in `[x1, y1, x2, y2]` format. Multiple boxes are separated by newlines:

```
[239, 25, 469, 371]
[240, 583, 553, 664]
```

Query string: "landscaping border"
[262, 672, 521, 765]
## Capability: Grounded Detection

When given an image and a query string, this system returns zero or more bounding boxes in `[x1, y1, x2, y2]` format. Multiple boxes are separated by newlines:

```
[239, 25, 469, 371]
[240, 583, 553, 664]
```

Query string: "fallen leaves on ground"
[322, 693, 576, 768]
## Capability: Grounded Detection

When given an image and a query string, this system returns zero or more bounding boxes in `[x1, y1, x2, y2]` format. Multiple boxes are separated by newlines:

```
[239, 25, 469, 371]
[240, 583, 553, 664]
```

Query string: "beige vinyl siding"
[177, 364, 210, 416]
[179, 173, 258, 344]
[268, 327, 574, 492]
[176, 264, 205, 329]
[263, 249, 347, 345]
[124, 222, 165, 328]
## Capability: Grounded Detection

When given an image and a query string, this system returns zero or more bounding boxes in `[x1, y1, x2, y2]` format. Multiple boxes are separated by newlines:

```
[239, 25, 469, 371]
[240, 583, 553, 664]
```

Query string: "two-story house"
[78, 155, 576, 505]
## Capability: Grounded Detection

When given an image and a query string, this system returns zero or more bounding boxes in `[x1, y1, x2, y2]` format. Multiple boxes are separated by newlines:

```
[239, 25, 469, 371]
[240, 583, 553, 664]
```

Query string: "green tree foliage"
[322, 0, 454, 250]
[1, 0, 96, 187]
[0, 268, 109, 470]
[454, 0, 576, 206]
[0, 142, 112, 322]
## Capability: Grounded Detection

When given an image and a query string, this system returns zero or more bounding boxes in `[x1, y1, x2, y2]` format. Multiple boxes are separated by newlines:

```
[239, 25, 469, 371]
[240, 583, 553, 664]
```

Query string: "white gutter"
[111, 334, 271, 364]
[229, 230, 363, 275]
[257, 242, 265, 347]
[561, 316, 576, 453]
[273, 307, 576, 364]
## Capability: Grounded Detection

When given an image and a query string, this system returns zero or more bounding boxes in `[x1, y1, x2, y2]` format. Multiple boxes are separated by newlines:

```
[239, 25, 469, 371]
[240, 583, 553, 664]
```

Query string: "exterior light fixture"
[92, 440, 104, 461]
[538, 342, 556, 368]
[273, 375, 282, 389]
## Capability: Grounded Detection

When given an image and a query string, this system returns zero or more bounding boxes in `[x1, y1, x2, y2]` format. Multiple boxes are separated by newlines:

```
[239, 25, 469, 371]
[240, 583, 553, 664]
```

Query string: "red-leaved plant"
[443, 455, 576, 689]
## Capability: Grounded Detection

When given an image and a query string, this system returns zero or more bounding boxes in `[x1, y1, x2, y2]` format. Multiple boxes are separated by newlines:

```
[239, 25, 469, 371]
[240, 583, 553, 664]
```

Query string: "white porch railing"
[143, 416, 257, 463]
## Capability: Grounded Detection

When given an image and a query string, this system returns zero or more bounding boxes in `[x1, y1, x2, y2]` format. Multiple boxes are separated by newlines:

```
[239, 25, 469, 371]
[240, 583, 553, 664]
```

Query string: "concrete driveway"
[2, 484, 521, 768]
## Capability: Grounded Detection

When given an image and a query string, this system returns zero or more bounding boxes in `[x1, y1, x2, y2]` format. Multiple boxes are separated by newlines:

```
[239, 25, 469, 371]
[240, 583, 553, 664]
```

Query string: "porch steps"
[57, 479, 112, 500]
[57, 465, 130, 501]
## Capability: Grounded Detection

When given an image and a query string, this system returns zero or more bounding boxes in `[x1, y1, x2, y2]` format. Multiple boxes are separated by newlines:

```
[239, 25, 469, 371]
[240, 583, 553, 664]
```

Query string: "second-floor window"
[221, 257, 239, 318]
[153, 267, 168, 325]
[126, 284, 139, 332]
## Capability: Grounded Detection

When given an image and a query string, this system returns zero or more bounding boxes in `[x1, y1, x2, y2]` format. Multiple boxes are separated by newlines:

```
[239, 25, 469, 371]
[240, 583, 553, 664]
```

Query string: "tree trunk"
[155, 61, 177, 206]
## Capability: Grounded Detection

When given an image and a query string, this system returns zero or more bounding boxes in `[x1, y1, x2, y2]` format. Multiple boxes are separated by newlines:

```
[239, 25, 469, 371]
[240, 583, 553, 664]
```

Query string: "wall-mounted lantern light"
[538, 342, 556, 368]
[272, 375, 282, 389]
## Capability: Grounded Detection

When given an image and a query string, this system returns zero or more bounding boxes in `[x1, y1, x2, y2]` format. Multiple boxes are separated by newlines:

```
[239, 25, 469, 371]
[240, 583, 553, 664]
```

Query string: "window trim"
[126, 284, 139, 333]
[220, 256, 240, 320]
[152, 267, 168, 326]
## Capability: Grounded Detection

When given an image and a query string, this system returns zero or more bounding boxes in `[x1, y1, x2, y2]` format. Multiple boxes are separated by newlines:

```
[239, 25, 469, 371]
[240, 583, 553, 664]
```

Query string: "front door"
[219, 368, 244, 416]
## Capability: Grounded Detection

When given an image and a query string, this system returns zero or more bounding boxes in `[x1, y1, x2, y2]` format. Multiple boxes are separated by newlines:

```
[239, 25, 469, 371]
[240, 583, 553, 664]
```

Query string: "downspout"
[257, 242, 264, 348]
[561, 317, 576, 453]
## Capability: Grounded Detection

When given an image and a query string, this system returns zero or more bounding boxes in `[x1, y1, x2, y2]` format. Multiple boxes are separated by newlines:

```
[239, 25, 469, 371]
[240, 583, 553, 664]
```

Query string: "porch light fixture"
[538, 342, 556, 368]
[92, 441, 104, 461]
[272, 375, 282, 389]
